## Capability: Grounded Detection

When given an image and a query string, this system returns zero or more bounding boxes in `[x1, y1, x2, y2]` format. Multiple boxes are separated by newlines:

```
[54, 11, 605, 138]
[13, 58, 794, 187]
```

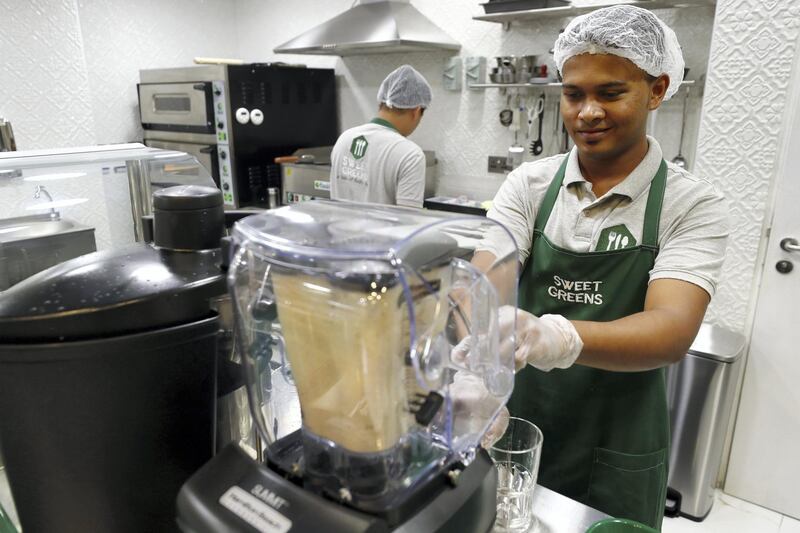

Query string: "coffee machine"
[176, 201, 520, 532]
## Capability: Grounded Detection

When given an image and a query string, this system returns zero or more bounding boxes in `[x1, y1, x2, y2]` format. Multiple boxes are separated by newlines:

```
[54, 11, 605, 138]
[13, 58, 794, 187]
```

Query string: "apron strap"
[534, 156, 667, 250]
[641, 160, 667, 249]
[533, 155, 570, 233]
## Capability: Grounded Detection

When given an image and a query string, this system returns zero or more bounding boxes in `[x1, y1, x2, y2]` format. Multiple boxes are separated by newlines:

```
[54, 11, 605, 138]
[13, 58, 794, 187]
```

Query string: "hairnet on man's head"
[377, 65, 433, 109]
[553, 5, 685, 100]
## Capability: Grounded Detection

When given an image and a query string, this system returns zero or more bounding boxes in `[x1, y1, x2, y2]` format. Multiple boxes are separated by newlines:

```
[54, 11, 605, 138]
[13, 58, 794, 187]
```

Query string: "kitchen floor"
[662, 490, 800, 533]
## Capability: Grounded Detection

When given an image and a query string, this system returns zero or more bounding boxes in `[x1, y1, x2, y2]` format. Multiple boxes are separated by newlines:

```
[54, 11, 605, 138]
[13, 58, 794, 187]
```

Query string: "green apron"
[507, 157, 670, 530]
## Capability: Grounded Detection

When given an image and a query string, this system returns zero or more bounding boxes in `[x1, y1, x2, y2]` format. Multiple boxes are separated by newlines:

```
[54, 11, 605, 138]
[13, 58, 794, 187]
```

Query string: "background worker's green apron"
[507, 158, 670, 530]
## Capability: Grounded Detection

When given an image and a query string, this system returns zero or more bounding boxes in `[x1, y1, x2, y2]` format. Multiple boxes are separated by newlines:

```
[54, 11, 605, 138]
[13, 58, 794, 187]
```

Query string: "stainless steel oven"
[138, 64, 338, 208]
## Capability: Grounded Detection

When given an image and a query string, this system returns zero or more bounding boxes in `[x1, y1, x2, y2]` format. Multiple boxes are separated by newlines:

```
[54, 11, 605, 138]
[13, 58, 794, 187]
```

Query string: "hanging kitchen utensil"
[529, 94, 545, 156]
[499, 95, 513, 127]
[509, 94, 523, 133]
[507, 96, 525, 169]
[671, 85, 691, 169]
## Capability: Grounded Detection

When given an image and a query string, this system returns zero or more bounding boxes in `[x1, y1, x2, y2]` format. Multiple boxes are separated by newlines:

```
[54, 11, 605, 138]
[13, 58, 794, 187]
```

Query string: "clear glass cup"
[489, 417, 544, 532]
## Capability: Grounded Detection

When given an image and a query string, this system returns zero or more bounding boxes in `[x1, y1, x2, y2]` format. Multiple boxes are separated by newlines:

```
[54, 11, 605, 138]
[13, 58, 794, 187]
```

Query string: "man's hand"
[482, 406, 509, 449]
[498, 306, 584, 372]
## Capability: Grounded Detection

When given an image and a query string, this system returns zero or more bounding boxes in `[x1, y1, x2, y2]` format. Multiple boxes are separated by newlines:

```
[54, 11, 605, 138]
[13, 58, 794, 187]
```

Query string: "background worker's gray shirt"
[330, 122, 426, 208]
[484, 137, 730, 297]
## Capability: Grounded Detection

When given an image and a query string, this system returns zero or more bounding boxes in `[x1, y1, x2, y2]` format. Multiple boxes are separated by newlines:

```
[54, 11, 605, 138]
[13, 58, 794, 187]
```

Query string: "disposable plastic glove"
[482, 405, 509, 449]
[498, 306, 584, 372]
[449, 372, 509, 448]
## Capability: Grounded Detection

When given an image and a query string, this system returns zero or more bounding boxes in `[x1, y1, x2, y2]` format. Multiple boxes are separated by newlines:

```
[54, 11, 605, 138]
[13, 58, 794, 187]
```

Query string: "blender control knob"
[338, 488, 352, 503]
[447, 468, 462, 487]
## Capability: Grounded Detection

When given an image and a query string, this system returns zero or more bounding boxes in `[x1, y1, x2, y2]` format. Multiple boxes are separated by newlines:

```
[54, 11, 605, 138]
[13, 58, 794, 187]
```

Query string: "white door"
[723, 47, 800, 519]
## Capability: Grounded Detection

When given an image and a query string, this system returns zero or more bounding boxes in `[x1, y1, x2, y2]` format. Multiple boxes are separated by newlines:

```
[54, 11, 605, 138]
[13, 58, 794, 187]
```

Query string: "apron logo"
[547, 275, 604, 305]
[597, 224, 636, 251]
[350, 135, 369, 159]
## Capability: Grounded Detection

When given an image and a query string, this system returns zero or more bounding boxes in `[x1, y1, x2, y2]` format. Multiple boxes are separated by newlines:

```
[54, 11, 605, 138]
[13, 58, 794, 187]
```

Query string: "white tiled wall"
[76, 0, 239, 145]
[0, 0, 239, 250]
[693, 0, 800, 333]
[0, 0, 96, 148]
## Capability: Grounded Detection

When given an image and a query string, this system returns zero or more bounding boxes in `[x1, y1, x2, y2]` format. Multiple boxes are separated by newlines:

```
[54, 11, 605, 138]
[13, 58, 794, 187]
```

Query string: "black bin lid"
[0, 243, 225, 342]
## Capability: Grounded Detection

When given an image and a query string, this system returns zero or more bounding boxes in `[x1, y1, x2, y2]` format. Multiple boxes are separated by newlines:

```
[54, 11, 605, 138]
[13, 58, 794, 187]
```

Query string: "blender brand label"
[219, 486, 292, 533]
[252, 484, 289, 510]
[547, 275, 604, 305]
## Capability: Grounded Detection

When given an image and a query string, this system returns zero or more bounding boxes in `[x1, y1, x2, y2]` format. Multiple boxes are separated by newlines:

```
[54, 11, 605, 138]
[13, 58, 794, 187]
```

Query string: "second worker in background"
[330, 65, 431, 208]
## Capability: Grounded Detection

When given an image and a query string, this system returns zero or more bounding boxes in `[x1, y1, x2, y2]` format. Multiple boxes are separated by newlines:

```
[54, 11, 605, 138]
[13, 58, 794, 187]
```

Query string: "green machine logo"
[597, 224, 636, 251]
[350, 135, 368, 159]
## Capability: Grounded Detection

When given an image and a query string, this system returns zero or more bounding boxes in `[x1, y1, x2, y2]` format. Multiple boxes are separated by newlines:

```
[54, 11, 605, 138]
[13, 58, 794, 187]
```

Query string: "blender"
[177, 200, 519, 532]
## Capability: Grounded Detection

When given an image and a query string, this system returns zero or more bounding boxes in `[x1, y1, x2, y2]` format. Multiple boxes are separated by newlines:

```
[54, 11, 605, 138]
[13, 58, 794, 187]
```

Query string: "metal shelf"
[469, 80, 697, 89]
[473, 0, 716, 25]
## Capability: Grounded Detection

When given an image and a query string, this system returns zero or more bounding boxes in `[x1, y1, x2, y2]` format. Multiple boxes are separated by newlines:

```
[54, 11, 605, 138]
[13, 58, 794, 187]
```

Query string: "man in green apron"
[475, 6, 729, 530]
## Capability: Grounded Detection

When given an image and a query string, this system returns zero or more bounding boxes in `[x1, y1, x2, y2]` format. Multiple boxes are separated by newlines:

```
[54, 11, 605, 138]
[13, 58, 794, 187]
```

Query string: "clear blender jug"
[228, 200, 518, 515]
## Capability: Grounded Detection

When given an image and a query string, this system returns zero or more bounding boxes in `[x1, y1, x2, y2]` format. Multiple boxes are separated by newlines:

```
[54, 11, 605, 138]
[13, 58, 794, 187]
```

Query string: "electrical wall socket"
[488, 155, 509, 174]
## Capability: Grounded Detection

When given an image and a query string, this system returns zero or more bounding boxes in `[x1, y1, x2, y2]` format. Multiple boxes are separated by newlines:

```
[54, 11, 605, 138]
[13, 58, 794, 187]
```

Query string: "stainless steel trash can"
[665, 323, 746, 521]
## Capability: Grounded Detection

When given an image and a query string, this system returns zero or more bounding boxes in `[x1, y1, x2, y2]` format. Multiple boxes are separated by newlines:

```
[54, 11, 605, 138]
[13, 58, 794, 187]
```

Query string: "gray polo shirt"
[485, 137, 729, 296]
[330, 120, 426, 208]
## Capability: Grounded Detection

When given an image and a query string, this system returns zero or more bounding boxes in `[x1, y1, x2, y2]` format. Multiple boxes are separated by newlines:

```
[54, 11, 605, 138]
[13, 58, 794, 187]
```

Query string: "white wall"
[694, 0, 800, 333]
[0, 0, 96, 148]
[0, 0, 239, 149]
[0, 0, 239, 250]
[76, 0, 239, 144]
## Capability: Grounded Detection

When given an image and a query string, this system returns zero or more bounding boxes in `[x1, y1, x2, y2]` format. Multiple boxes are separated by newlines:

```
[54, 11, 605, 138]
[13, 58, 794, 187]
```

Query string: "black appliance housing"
[139, 64, 338, 208]
[0, 186, 247, 533]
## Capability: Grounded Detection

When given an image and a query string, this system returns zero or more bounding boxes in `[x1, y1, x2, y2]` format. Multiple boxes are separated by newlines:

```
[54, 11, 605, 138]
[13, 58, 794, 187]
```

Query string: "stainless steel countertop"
[527, 484, 609, 533]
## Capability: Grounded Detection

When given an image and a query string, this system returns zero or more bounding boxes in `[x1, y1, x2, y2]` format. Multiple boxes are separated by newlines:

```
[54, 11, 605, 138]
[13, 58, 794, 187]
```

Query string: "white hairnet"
[377, 65, 432, 109]
[553, 5, 685, 100]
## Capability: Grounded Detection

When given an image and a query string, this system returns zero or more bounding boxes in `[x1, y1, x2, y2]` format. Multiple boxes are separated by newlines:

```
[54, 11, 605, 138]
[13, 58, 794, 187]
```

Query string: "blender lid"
[0, 243, 225, 342]
[233, 200, 467, 263]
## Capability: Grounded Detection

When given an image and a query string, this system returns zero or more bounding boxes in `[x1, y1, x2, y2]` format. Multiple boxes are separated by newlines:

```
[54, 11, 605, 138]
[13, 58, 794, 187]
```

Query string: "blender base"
[177, 443, 497, 533]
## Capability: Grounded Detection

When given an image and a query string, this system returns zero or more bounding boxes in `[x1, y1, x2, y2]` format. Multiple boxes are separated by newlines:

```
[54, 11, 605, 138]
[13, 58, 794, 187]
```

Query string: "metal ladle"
[672, 86, 691, 169]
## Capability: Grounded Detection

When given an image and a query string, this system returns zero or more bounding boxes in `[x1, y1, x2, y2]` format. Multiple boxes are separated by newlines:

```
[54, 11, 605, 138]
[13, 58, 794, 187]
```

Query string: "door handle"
[198, 146, 215, 154]
[780, 237, 800, 252]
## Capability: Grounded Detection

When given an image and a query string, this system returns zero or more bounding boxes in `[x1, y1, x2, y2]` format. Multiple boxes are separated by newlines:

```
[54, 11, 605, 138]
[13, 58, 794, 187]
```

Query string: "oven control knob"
[222, 182, 230, 191]
[250, 109, 264, 126]
[220, 150, 227, 160]
[217, 122, 224, 129]
[235, 107, 250, 124]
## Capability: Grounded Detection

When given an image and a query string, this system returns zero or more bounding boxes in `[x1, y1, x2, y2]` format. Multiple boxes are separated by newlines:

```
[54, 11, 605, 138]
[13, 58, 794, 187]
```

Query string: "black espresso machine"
[0, 189, 520, 532]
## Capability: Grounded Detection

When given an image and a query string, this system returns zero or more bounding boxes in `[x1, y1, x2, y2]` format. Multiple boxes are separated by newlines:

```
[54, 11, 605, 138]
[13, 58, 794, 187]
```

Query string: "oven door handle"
[193, 83, 208, 91]
[199, 146, 216, 154]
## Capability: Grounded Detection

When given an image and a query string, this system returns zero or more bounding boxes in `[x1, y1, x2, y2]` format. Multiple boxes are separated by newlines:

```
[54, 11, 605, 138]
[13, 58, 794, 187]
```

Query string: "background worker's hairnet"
[553, 5, 685, 100]
[377, 65, 433, 109]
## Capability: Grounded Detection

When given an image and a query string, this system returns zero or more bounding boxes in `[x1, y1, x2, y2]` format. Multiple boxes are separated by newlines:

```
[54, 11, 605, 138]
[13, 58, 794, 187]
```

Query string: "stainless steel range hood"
[274, 0, 460, 56]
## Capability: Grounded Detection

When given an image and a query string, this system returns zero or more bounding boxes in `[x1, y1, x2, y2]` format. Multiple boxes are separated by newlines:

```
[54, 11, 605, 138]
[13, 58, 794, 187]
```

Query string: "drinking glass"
[489, 417, 543, 532]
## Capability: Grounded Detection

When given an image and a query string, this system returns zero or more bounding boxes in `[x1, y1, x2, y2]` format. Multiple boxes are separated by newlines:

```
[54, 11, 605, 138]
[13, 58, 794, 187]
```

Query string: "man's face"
[560, 53, 667, 161]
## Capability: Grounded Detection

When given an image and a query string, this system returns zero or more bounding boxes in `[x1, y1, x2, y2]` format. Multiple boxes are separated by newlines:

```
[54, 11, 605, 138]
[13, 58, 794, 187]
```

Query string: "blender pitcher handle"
[448, 258, 514, 398]
[269, 332, 294, 386]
